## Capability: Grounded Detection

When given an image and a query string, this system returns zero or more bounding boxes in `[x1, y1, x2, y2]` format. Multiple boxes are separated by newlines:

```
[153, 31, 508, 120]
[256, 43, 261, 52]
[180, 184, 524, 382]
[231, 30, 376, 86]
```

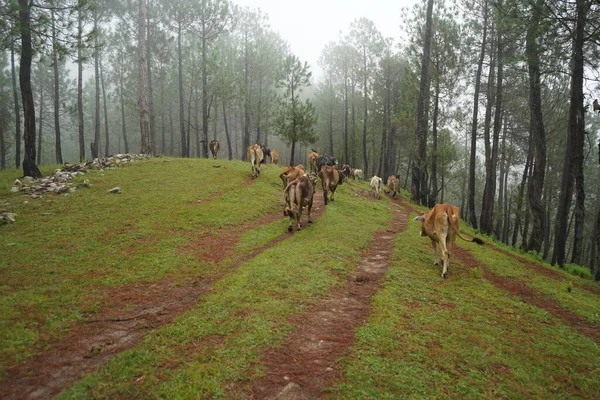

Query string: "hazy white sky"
[234, 0, 420, 79]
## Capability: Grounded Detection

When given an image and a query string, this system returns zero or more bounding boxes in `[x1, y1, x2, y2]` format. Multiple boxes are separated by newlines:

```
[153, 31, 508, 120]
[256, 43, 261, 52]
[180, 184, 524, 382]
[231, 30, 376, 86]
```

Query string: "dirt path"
[453, 247, 600, 344]
[0, 187, 327, 400]
[230, 198, 410, 399]
[489, 247, 600, 296]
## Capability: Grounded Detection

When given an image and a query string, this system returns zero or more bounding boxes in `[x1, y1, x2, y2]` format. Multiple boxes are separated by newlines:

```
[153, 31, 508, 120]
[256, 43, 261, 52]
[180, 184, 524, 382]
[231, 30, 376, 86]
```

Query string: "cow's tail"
[450, 214, 484, 245]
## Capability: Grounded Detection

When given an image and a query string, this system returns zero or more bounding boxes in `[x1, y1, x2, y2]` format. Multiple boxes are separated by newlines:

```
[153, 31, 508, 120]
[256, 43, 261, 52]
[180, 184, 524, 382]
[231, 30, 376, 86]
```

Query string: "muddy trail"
[229, 197, 410, 400]
[453, 247, 600, 344]
[0, 183, 326, 400]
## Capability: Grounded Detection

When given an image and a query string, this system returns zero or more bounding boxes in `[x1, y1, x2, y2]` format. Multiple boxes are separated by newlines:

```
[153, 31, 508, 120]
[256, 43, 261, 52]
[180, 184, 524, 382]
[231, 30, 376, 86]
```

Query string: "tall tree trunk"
[169, 101, 174, 156]
[257, 75, 262, 145]
[177, 23, 186, 157]
[77, 11, 85, 161]
[495, 120, 507, 236]
[18, 0, 41, 178]
[594, 143, 600, 280]
[51, 6, 63, 164]
[147, 12, 156, 155]
[525, 0, 547, 253]
[243, 31, 250, 160]
[119, 58, 129, 154]
[553, 0, 587, 267]
[328, 78, 334, 156]
[521, 165, 533, 250]
[100, 58, 110, 156]
[195, 90, 201, 158]
[430, 74, 440, 207]
[223, 101, 232, 160]
[138, 0, 151, 155]
[512, 139, 533, 247]
[0, 121, 5, 169]
[160, 72, 165, 154]
[467, 0, 488, 229]
[11, 48, 22, 168]
[92, 11, 100, 159]
[481, 17, 503, 235]
[201, 25, 209, 158]
[37, 83, 43, 165]
[411, 0, 434, 205]
[343, 71, 349, 164]
[351, 84, 356, 167]
[362, 47, 369, 177]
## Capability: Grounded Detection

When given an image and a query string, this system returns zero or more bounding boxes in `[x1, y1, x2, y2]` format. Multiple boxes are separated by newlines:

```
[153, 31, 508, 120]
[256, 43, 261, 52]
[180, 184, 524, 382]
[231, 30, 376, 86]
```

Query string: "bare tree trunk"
[481, 14, 503, 235]
[243, 31, 250, 160]
[351, 83, 356, 167]
[362, 47, 369, 177]
[18, 0, 41, 178]
[521, 165, 533, 250]
[37, 83, 43, 165]
[513, 139, 533, 247]
[11, 48, 22, 168]
[257, 75, 262, 145]
[0, 122, 5, 169]
[495, 120, 507, 236]
[411, 0, 434, 205]
[328, 77, 334, 156]
[100, 58, 110, 156]
[343, 70, 349, 164]
[169, 101, 174, 156]
[467, 0, 488, 229]
[553, 0, 586, 267]
[429, 75, 440, 207]
[92, 11, 100, 159]
[51, 6, 63, 164]
[147, 12, 156, 155]
[525, 0, 547, 253]
[119, 57, 129, 154]
[138, 0, 151, 155]
[77, 11, 85, 161]
[201, 24, 209, 158]
[160, 71, 165, 154]
[177, 23, 186, 157]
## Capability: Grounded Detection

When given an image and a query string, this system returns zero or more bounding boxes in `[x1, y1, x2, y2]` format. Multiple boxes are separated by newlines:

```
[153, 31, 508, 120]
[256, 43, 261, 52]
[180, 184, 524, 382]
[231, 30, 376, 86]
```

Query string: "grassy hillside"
[1, 157, 599, 399]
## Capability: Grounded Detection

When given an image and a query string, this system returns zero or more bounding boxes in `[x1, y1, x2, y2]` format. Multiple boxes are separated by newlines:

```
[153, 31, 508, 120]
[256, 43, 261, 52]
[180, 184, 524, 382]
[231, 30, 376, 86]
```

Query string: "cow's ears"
[413, 215, 425, 222]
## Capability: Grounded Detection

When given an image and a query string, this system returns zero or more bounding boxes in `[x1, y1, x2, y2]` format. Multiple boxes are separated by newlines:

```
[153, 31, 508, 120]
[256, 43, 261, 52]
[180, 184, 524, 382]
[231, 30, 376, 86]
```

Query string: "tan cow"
[248, 144, 264, 178]
[308, 151, 319, 174]
[209, 139, 220, 159]
[270, 149, 280, 164]
[370, 176, 383, 199]
[283, 174, 317, 232]
[413, 204, 484, 278]
[351, 168, 364, 180]
[279, 164, 306, 188]
[318, 165, 341, 205]
[386, 175, 400, 198]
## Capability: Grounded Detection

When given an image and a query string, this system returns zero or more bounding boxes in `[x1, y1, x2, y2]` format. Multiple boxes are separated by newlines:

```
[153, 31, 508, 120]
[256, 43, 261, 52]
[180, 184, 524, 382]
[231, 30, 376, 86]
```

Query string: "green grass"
[327, 212, 600, 399]
[1, 158, 599, 399]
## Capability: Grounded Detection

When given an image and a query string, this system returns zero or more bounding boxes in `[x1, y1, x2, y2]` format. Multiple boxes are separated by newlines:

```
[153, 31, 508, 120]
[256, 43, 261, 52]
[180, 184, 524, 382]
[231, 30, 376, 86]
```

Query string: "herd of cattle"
[209, 139, 484, 278]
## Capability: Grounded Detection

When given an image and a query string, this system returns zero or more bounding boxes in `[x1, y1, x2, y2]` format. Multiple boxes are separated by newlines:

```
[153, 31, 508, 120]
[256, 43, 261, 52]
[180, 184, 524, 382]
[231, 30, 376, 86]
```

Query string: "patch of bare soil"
[0, 189, 327, 400]
[490, 247, 600, 296]
[230, 200, 409, 400]
[453, 247, 600, 344]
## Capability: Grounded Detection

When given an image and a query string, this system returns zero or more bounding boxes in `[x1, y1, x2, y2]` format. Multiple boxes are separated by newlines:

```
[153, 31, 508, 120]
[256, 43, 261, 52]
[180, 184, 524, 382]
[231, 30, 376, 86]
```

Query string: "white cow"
[370, 176, 383, 199]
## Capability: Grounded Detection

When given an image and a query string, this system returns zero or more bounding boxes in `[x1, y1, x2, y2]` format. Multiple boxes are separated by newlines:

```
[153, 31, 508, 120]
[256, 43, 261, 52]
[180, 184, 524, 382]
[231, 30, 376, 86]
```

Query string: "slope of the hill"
[0, 157, 598, 399]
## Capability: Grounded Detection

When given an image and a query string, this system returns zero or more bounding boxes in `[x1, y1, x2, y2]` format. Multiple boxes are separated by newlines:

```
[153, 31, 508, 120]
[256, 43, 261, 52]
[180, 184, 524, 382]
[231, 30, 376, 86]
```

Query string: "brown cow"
[248, 144, 264, 178]
[209, 140, 220, 159]
[283, 174, 317, 232]
[413, 204, 484, 278]
[319, 165, 341, 205]
[270, 149, 280, 164]
[386, 175, 400, 198]
[279, 164, 306, 188]
[308, 151, 319, 174]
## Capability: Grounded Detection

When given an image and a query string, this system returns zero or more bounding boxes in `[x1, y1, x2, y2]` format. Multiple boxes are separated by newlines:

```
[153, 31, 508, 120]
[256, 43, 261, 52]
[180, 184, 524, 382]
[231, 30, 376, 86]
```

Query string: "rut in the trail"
[453, 246, 600, 344]
[0, 186, 327, 400]
[234, 200, 409, 400]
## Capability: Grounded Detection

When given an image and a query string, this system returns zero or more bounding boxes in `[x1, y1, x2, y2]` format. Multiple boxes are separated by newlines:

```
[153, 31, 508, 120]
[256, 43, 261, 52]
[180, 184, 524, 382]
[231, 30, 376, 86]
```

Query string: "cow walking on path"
[248, 144, 264, 178]
[413, 203, 484, 278]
